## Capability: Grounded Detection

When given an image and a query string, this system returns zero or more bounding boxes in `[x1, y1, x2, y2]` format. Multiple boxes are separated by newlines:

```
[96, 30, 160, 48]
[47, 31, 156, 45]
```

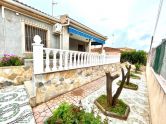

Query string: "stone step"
[24, 80, 36, 107]
[0, 85, 36, 124]
[0, 77, 14, 89]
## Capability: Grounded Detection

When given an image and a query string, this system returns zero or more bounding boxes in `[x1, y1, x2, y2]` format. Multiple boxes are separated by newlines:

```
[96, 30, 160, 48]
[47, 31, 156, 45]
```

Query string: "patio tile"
[33, 73, 150, 124]
[33, 107, 52, 124]
[79, 73, 151, 124]
[0, 85, 35, 124]
[33, 103, 49, 113]
[33, 103, 52, 123]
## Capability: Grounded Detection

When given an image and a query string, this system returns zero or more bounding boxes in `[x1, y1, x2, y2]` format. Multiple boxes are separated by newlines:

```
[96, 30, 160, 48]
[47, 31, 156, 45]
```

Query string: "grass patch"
[45, 102, 102, 124]
[131, 70, 142, 74]
[117, 81, 138, 90]
[96, 95, 127, 116]
[130, 73, 141, 79]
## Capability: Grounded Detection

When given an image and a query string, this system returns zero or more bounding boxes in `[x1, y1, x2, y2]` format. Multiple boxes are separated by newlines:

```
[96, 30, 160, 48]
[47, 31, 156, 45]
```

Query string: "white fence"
[32, 35, 120, 74]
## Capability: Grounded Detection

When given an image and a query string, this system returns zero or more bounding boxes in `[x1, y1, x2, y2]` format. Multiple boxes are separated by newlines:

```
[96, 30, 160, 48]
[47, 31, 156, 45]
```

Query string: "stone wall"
[146, 64, 166, 124]
[34, 63, 121, 105]
[0, 66, 32, 88]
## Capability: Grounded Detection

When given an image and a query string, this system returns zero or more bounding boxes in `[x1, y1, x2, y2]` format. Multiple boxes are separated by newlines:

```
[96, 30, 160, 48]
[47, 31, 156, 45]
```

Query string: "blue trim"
[68, 26, 105, 45]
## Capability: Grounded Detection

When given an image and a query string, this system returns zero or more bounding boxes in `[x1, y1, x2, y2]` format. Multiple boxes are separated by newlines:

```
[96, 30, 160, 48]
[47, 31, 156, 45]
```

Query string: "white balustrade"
[77, 53, 80, 67]
[59, 51, 63, 70]
[81, 53, 84, 67]
[69, 52, 73, 69]
[45, 49, 50, 72]
[52, 51, 57, 71]
[32, 36, 120, 74]
[87, 54, 89, 66]
[64, 51, 68, 70]
[73, 52, 77, 68]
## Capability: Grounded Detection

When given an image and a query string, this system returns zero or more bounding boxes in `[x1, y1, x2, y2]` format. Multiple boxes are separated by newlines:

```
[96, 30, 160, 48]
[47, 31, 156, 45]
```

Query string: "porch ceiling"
[69, 34, 89, 43]
[68, 26, 105, 45]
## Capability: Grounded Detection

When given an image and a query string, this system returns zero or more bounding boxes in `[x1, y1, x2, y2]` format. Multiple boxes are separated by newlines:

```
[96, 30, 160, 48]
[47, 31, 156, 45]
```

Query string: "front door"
[78, 44, 85, 52]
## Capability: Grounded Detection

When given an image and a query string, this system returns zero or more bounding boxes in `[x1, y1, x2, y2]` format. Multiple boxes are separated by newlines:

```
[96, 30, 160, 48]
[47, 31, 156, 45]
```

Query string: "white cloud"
[18, 0, 166, 50]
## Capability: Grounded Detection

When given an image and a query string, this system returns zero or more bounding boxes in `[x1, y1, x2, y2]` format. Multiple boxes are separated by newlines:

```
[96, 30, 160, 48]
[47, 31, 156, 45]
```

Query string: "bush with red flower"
[0, 54, 24, 67]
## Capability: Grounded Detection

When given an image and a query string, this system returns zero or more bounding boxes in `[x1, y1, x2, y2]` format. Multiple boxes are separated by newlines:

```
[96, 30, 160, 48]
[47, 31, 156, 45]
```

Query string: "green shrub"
[120, 50, 147, 65]
[117, 81, 138, 90]
[46, 102, 102, 124]
[0, 54, 23, 67]
[130, 73, 141, 79]
[135, 63, 141, 72]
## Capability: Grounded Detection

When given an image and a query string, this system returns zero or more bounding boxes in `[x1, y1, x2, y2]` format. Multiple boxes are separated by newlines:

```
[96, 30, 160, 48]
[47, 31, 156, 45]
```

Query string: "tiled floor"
[32, 72, 151, 124]
[0, 85, 36, 124]
[33, 77, 106, 124]
[81, 72, 151, 124]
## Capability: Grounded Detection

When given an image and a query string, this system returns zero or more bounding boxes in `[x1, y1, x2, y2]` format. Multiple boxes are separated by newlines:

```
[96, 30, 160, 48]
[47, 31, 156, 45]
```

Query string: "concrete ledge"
[146, 65, 166, 124]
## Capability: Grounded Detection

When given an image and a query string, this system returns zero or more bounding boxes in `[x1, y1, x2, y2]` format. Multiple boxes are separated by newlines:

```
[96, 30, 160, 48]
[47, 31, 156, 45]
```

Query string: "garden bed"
[130, 73, 141, 79]
[131, 71, 142, 75]
[117, 81, 138, 90]
[45, 103, 102, 124]
[95, 95, 130, 120]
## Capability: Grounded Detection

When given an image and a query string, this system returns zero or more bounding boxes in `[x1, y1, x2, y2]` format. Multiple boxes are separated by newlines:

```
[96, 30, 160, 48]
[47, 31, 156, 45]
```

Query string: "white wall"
[146, 64, 166, 124]
[69, 38, 88, 51]
[61, 26, 69, 50]
[0, 8, 60, 56]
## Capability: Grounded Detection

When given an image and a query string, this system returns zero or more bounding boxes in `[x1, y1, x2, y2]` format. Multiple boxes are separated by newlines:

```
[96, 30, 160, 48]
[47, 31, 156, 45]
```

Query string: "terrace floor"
[0, 85, 35, 124]
[33, 72, 151, 124]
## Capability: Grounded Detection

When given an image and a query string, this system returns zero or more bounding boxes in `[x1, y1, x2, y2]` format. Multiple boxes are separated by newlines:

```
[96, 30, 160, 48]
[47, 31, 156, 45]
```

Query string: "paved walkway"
[33, 77, 106, 124]
[0, 85, 35, 124]
[81, 72, 151, 124]
[33, 72, 151, 124]
[0, 72, 150, 124]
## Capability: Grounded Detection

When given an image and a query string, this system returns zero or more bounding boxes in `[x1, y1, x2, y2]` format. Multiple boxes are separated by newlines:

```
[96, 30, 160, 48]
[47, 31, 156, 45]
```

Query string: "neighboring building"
[119, 47, 135, 52]
[0, 0, 107, 57]
[91, 47, 136, 55]
[91, 47, 121, 55]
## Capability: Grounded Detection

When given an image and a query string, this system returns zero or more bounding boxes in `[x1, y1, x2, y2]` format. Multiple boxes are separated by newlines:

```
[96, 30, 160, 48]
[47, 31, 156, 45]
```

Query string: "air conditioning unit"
[53, 23, 62, 33]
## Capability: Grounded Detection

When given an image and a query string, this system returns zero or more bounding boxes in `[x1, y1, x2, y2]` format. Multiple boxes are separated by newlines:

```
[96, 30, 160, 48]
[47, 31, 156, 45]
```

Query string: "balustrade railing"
[32, 35, 120, 74]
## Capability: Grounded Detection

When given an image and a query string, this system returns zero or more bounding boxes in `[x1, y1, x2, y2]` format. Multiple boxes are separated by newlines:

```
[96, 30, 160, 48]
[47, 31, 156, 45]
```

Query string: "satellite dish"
[53, 23, 62, 33]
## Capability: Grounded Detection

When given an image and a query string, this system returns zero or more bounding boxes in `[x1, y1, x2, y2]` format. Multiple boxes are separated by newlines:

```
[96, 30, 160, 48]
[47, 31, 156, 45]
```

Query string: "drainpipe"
[2, 6, 6, 55]
[89, 39, 92, 52]
[101, 44, 104, 54]
[60, 19, 70, 50]
[2, 6, 5, 18]
[60, 28, 63, 50]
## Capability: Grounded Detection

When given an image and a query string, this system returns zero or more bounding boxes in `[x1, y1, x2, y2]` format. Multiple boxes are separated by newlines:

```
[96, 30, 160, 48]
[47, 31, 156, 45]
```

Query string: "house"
[0, 0, 107, 57]
[91, 47, 121, 55]
[0, 0, 121, 106]
[119, 47, 135, 52]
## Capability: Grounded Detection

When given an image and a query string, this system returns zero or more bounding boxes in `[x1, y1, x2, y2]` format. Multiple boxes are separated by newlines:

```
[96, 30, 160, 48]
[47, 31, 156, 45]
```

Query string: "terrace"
[0, 0, 166, 124]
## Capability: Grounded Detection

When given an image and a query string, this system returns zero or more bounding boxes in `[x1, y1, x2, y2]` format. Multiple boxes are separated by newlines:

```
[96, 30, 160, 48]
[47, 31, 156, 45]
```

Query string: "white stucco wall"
[69, 38, 88, 51]
[61, 26, 69, 50]
[0, 8, 60, 57]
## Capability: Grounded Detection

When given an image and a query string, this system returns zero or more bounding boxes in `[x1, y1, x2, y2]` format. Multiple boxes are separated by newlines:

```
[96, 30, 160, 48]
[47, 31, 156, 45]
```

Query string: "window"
[25, 24, 47, 52]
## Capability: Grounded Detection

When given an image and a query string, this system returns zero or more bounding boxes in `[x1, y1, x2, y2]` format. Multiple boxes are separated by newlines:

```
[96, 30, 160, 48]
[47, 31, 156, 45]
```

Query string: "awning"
[68, 26, 105, 45]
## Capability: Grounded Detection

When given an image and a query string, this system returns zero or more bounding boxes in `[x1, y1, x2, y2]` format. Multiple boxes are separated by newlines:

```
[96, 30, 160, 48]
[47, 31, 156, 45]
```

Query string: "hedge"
[120, 50, 147, 65]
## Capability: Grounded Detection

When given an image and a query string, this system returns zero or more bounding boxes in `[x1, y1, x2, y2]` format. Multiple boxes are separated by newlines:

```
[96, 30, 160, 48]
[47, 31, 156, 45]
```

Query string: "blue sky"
[19, 0, 166, 51]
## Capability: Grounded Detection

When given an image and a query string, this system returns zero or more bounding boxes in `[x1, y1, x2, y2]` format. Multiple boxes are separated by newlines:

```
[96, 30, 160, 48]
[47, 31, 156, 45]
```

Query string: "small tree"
[105, 72, 119, 106]
[112, 68, 127, 106]
[125, 65, 131, 85]
[105, 68, 127, 107]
